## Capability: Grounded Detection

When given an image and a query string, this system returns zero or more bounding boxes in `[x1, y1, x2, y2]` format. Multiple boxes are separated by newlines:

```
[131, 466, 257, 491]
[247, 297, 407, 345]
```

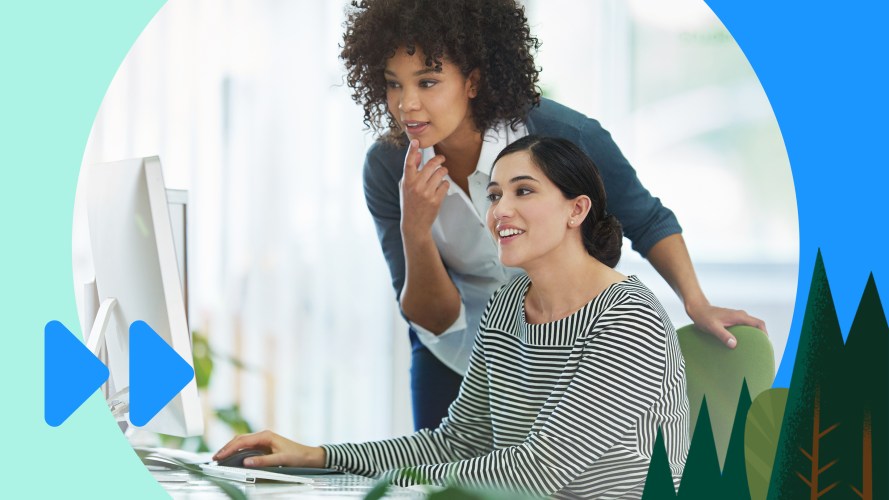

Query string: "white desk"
[154, 470, 426, 499]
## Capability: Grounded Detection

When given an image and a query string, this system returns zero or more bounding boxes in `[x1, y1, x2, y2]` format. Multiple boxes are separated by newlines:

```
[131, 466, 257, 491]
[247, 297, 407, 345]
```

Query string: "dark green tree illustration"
[642, 428, 677, 500]
[842, 274, 888, 500]
[678, 397, 722, 499]
[767, 251, 846, 499]
[721, 379, 752, 499]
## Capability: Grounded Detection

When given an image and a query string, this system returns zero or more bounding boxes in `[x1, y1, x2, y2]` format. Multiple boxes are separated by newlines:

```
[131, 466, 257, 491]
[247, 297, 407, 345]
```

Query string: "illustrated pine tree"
[721, 380, 752, 500]
[641, 428, 677, 500]
[768, 251, 846, 499]
[677, 397, 722, 499]
[843, 274, 888, 500]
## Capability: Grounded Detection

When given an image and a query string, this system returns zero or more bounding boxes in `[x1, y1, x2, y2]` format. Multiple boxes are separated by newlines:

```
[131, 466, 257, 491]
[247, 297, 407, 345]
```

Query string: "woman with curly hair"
[215, 136, 690, 498]
[341, 0, 764, 431]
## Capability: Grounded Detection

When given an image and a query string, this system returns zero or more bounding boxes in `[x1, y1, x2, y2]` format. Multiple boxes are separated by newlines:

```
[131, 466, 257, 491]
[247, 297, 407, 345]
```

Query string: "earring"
[569, 219, 575, 226]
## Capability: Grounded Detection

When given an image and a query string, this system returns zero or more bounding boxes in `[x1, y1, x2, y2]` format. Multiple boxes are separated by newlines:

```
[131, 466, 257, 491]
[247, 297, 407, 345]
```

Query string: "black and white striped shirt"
[323, 275, 689, 498]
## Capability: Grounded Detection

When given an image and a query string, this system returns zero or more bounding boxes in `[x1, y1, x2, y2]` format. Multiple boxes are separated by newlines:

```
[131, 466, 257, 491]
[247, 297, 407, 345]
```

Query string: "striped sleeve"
[321, 294, 501, 475]
[381, 298, 669, 496]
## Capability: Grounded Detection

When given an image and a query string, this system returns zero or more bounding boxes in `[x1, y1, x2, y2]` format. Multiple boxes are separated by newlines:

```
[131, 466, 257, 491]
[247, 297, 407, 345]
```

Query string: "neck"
[523, 243, 626, 323]
[434, 127, 483, 181]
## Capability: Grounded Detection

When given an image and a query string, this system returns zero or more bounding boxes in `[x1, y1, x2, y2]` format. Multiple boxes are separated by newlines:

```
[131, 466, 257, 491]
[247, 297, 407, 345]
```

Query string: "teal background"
[1, 0, 885, 497]
[1, 1, 167, 497]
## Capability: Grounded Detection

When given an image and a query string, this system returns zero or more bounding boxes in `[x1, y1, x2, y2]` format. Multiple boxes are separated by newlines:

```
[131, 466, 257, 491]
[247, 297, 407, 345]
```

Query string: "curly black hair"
[341, 0, 541, 143]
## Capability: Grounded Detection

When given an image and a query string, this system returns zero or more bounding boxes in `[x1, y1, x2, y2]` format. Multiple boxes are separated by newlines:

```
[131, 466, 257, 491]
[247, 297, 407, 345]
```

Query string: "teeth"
[498, 228, 524, 237]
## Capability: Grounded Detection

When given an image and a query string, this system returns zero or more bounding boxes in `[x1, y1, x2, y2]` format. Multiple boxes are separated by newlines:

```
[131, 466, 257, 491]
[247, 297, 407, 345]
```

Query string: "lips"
[403, 120, 429, 135]
[497, 226, 525, 244]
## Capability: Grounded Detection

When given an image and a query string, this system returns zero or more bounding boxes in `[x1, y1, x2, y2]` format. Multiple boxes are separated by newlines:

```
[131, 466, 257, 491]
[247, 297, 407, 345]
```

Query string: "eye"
[516, 187, 533, 196]
[386, 80, 400, 89]
[486, 192, 501, 203]
[419, 79, 438, 88]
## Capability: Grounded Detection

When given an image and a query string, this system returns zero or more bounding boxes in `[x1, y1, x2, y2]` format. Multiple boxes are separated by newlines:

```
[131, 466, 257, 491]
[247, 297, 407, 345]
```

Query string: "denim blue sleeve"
[528, 100, 682, 257]
[362, 140, 409, 298]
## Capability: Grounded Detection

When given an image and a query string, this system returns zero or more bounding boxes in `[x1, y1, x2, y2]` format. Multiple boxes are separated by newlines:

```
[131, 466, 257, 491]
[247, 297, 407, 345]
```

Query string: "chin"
[497, 252, 525, 269]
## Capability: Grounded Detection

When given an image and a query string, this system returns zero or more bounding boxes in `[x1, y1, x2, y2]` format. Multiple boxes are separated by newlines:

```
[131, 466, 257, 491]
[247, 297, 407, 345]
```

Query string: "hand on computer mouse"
[215, 448, 269, 468]
[213, 430, 326, 468]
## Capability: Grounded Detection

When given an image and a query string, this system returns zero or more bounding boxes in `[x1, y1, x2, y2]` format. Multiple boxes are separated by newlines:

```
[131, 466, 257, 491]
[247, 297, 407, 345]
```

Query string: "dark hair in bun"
[494, 135, 623, 267]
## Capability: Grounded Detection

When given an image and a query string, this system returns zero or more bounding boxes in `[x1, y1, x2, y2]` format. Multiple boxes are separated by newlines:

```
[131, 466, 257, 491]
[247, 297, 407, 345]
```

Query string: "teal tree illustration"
[641, 428, 677, 499]
[677, 398, 722, 499]
[768, 251, 846, 499]
[721, 380, 752, 499]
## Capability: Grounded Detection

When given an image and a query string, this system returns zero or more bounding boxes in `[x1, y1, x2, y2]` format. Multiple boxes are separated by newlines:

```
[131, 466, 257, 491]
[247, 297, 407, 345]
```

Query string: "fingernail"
[727, 337, 737, 348]
[244, 459, 254, 466]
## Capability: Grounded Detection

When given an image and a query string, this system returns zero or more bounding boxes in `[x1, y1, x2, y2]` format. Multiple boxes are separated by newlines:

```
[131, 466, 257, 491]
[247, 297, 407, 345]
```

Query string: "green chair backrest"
[676, 324, 775, 468]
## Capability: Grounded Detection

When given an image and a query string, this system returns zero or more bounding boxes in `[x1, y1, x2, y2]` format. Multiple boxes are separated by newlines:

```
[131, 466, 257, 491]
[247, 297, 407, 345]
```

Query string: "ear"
[467, 68, 481, 98]
[568, 195, 592, 228]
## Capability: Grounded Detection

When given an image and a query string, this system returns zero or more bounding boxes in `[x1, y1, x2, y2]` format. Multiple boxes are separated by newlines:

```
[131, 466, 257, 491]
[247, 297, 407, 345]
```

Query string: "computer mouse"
[216, 448, 269, 468]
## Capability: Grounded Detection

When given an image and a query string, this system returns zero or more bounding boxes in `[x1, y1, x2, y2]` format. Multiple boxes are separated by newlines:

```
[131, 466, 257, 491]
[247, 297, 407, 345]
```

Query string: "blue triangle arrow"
[129, 321, 194, 427]
[44, 321, 109, 427]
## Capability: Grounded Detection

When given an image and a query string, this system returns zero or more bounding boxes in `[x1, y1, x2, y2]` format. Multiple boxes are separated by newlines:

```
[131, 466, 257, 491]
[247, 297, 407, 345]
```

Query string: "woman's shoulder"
[525, 98, 603, 140]
[594, 277, 674, 335]
[479, 273, 531, 331]
[363, 139, 408, 187]
[489, 273, 531, 308]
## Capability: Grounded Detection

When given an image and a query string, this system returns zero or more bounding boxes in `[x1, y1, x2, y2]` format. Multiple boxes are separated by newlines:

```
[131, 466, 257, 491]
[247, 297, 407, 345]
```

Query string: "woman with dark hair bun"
[494, 135, 625, 267]
[341, 0, 765, 431]
[215, 136, 690, 498]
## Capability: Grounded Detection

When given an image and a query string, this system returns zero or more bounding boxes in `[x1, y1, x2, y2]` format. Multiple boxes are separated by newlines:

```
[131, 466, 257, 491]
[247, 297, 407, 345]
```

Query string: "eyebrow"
[486, 175, 540, 190]
[384, 67, 439, 77]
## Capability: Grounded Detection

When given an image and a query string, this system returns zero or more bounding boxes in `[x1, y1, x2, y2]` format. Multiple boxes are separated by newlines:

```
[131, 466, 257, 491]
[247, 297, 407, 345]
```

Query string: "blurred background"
[72, 0, 797, 449]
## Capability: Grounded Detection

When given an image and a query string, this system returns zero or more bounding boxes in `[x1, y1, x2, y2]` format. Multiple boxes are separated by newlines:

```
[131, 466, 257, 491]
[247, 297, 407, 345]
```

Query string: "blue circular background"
[1, 0, 885, 496]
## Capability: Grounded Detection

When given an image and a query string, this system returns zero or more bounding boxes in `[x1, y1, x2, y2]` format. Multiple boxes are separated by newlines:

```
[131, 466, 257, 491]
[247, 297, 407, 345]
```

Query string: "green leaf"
[362, 480, 390, 500]
[191, 330, 214, 389]
[744, 388, 787, 500]
[215, 404, 254, 434]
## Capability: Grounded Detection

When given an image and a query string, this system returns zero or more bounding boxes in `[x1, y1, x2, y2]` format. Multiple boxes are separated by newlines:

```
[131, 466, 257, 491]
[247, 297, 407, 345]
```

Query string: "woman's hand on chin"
[212, 430, 326, 468]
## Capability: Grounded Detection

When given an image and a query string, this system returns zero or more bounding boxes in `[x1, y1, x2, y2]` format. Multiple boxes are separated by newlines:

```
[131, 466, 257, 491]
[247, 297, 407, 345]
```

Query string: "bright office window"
[73, 0, 796, 449]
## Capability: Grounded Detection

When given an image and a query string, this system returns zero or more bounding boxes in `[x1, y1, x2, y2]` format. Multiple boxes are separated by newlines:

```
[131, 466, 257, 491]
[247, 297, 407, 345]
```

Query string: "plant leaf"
[744, 388, 788, 500]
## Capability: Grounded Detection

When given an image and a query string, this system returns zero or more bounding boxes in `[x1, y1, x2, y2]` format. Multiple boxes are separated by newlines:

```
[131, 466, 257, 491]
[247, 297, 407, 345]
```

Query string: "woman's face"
[486, 152, 577, 269]
[384, 46, 478, 149]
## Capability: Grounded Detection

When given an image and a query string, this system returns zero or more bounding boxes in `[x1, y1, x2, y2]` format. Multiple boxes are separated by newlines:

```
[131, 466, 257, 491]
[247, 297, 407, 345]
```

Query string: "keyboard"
[309, 474, 425, 497]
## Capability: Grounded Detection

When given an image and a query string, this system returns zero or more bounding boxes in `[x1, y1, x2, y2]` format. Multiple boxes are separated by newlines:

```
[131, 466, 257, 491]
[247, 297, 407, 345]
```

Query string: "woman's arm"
[568, 114, 767, 347]
[213, 332, 494, 473]
[381, 299, 673, 497]
[323, 327, 495, 474]
[646, 234, 767, 347]
[364, 140, 462, 334]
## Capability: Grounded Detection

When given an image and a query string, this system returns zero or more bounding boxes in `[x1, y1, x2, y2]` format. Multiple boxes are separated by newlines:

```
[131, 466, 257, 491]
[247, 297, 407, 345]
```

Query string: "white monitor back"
[86, 156, 203, 437]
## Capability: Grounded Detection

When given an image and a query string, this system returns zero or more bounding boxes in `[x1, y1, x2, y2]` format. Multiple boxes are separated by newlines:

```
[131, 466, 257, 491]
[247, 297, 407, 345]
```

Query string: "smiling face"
[486, 151, 583, 269]
[384, 46, 479, 150]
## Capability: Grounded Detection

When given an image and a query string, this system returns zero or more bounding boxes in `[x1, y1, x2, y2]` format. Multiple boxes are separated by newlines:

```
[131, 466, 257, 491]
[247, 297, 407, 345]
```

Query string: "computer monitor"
[82, 156, 203, 437]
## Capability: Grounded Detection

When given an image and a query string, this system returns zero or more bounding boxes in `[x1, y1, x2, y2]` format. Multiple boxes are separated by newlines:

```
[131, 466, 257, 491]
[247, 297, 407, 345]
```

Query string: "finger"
[213, 432, 271, 460]
[739, 313, 768, 335]
[724, 309, 768, 335]
[417, 155, 446, 182]
[402, 140, 421, 179]
[243, 453, 290, 468]
[435, 180, 451, 202]
[702, 321, 737, 349]
[426, 165, 449, 191]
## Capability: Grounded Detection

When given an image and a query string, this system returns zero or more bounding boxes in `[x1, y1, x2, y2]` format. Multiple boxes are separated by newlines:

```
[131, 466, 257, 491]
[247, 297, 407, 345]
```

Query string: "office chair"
[676, 324, 774, 468]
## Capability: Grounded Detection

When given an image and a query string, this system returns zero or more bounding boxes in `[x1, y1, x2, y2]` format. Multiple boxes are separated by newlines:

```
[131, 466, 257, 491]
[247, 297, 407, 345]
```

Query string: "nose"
[491, 196, 514, 223]
[398, 85, 420, 112]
